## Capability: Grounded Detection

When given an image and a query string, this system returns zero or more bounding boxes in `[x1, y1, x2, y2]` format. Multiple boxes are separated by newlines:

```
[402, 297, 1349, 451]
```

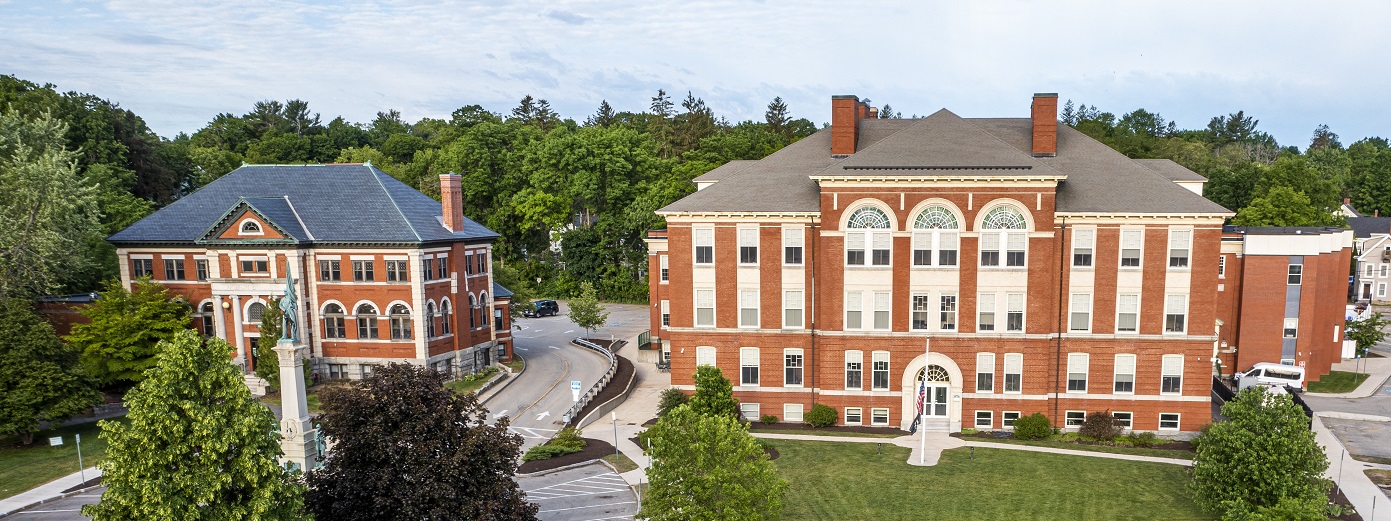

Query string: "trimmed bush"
[805, 404, 837, 428]
[657, 388, 689, 417]
[1013, 413, 1051, 440]
[1128, 431, 1159, 448]
[521, 426, 587, 461]
[1080, 411, 1124, 441]
[761, 414, 779, 425]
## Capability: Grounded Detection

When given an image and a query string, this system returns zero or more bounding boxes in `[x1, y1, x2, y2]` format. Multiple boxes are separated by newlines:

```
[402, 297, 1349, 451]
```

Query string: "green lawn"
[0, 418, 125, 501]
[444, 367, 501, 395]
[963, 436, 1195, 459]
[749, 428, 902, 439]
[504, 355, 525, 373]
[1307, 370, 1370, 393]
[773, 439, 1210, 520]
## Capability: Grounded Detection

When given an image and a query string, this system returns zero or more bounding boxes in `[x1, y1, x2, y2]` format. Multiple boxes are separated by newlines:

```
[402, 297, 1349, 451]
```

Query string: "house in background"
[1349, 215, 1391, 302]
[106, 163, 513, 381]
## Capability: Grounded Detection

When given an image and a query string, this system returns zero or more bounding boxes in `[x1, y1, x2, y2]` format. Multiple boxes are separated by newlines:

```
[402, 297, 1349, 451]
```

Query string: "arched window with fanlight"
[197, 302, 216, 336]
[239, 219, 262, 235]
[323, 303, 346, 339]
[389, 304, 412, 340]
[424, 301, 436, 338]
[439, 299, 452, 335]
[845, 206, 892, 267]
[355, 303, 378, 339]
[912, 205, 960, 267]
[979, 205, 1029, 268]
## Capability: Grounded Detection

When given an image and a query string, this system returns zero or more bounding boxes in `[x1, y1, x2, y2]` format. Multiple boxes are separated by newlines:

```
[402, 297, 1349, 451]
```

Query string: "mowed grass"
[964, 436, 1195, 459]
[773, 439, 1211, 521]
[1307, 370, 1370, 393]
[0, 418, 125, 500]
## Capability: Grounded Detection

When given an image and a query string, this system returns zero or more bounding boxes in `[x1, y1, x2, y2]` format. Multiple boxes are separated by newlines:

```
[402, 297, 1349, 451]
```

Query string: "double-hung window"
[1120, 229, 1143, 267]
[132, 258, 154, 278]
[1067, 353, 1089, 392]
[873, 292, 891, 330]
[783, 290, 803, 329]
[388, 304, 411, 340]
[422, 257, 434, 281]
[1072, 227, 1094, 267]
[164, 258, 185, 280]
[976, 353, 995, 392]
[695, 346, 716, 367]
[1165, 294, 1187, 334]
[1003, 353, 1023, 393]
[1161, 354, 1183, 394]
[939, 294, 957, 331]
[846, 291, 863, 330]
[1113, 354, 1135, 393]
[1006, 293, 1025, 332]
[1116, 294, 1139, 333]
[738, 227, 759, 265]
[660, 301, 670, 328]
[740, 347, 760, 386]
[353, 260, 374, 282]
[911, 205, 959, 266]
[437, 255, 449, 279]
[784, 349, 804, 386]
[659, 255, 669, 282]
[783, 227, 803, 265]
[977, 293, 996, 332]
[356, 304, 378, 339]
[1168, 229, 1191, 268]
[386, 260, 408, 282]
[846, 207, 891, 266]
[240, 258, 268, 274]
[1069, 293, 1091, 332]
[319, 259, 340, 281]
[911, 295, 930, 330]
[195, 259, 208, 281]
[693, 227, 714, 265]
[981, 205, 1028, 268]
[871, 351, 890, 390]
[695, 289, 715, 327]
[844, 350, 863, 389]
[739, 289, 759, 328]
[1288, 263, 1303, 285]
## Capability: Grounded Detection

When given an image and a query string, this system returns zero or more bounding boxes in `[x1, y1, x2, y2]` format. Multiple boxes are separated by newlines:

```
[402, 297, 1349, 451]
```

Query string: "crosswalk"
[527, 473, 631, 500]
[509, 426, 557, 439]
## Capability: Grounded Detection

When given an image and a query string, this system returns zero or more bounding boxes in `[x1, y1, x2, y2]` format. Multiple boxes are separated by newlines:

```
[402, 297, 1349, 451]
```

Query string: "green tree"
[1190, 386, 1329, 516]
[1345, 312, 1389, 358]
[0, 299, 101, 444]
[306, 364, 536, 520]
[1231, 186, 1342, 227]
[66, 278, 190, 386]
[567, 281, 608, 337]
[84, 329, 307, 520]
[257, 296, 283, 389]
[0, 108, 102, 300]
[638, 405, 787, 520]
[686, 365, 740, 421]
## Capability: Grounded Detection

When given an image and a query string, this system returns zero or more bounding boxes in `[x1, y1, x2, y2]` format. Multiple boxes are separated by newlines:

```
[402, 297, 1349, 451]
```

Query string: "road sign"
[49, 437, 62, 446]
[572, 380, 582, 402]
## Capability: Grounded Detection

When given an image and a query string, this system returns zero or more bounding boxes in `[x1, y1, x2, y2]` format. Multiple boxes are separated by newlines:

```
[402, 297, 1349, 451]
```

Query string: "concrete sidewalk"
[0, 467, 101, 516]
[1316, 415, 1391, 520]
[1305, 355, 1391, 399]
[749, 431, 1194, 467]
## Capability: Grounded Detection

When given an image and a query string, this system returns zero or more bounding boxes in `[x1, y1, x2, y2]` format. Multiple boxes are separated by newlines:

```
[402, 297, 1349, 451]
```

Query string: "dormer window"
[239, 219, 263, 235]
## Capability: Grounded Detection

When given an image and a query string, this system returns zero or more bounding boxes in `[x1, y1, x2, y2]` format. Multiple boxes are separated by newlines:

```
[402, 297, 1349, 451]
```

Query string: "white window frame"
[975, 410, 993, 429]
[1159, 413, 1181, 431]
[844, 407, 863, 425]
[1161, 354, 1183, 395]
[1119, 228, 1143, 268]
[846, 291, 863, 330]
[1072, 227, 1094, 267]
[1113, 354, 1136, 394]
[1112, 411, 1133, 429]
[739, 347, 760, 386]
[1288, 263, 1303, 285]
[238, 218, 264, 235]
[1364, 263, 1373, 278]
[695, 289, 716, 328]
[783, 348, 804, 387]
[911, 294, 931, 331]
[659, 255, 669, 283]
[784, 403, 805, 423]
[1006, 293, 1025, 332]
[1381, 283, 1388, 298]
[911, 206, 960, 267]
[1116, 294, 1139, 333]
[1065, 410, 1086, 428]
[693, 227, 714, 265]
[660, 300, 670, 328]
[1218, 255, 1226, 278]
[873, 292, 891, 330]
[871, 351, 890, 390]
[1381, 264, 1388, 278]
[1069, 293, 1092, 332]
[976, 353, 995, 393]
[939, 293, 957, 331]
[977, 292, 997, 332]
[783, 290, 803, 329]
[783, 226, 804, 266]
[1003, 353, 1023, 393]
[740, 403, 761, 422]
[738, 227, 759, 265]
[1168, 229, 1191, 269]
[870, 408, 890, 426]
[1284, 318, 1298, 339]
[695, 346, 716, 367]
[1164, 294, 1187, 334]
[1066, 353, 1089, 393]
[844, 350, 863, 390]
[739, 289, 759, 328]
[1002, 411, 1021, 429]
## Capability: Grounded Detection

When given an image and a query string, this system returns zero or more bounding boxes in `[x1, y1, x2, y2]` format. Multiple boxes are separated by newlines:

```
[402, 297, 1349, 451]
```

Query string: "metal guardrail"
[561, 338, 617, 425]
[637, 330, 652, 350]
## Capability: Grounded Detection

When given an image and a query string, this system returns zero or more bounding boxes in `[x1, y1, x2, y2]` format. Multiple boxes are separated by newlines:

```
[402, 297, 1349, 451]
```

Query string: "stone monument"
[273, 276, 320, 471]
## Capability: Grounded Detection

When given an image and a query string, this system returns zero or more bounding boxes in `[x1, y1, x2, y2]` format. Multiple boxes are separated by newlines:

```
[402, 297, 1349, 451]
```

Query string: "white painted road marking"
[494, 409, 509, 417]
[548, 345, 560, 349]
[536, 410, 551, 421]
[565, 329, 575, 334]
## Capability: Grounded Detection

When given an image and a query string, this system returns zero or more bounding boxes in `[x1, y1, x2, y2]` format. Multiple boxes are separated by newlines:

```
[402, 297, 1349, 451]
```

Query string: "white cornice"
[812, 176, 1065, 187]
[1054, 212, 1232, 224]
[657, 212, 821, 223]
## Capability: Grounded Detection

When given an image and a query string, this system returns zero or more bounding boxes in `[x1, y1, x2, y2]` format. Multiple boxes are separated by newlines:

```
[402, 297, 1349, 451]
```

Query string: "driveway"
[519, 462, 638, 521]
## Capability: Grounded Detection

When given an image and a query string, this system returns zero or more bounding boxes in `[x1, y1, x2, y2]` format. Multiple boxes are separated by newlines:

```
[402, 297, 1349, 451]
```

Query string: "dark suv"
[524, 300, 559, 318]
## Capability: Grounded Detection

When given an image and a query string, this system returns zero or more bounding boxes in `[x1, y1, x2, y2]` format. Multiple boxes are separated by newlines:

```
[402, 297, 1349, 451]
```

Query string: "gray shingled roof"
[1135, 159, 1207, 182]
[659, 110, 1231, 216]
[693, 160, 756, 183]
[109, 164, 498, 245]
[1349, 217, 1391, 238]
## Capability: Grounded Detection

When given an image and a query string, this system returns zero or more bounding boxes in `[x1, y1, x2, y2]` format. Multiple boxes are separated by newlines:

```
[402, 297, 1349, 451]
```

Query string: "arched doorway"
[900, 352, 964, 432]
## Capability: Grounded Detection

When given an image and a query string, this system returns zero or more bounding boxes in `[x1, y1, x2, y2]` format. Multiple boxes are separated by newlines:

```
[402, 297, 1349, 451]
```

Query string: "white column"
[275, 338, 319, 472]
[231, 295, 245, 367]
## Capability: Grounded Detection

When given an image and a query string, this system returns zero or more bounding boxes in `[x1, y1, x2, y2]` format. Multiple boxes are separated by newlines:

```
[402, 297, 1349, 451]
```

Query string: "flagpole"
[919, 337, 930, 464]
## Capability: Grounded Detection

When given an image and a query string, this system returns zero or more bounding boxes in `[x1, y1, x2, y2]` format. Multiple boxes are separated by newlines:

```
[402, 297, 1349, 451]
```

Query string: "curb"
[516, 458, 613, 478]
[575, 357, 639, 429]
[479, 353, 526, 406]
[0, 482, 103, 518]
[1316, 411, 1391, 422]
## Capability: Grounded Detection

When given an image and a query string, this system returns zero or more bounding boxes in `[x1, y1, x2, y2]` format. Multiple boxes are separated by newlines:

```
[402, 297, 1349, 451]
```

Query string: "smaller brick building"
[1215, 226, 1353, 383]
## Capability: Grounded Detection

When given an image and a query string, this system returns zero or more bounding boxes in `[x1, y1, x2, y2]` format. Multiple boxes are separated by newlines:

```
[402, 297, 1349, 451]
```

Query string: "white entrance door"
[915, 365, 951, 418]
[924, 385, 948, 417]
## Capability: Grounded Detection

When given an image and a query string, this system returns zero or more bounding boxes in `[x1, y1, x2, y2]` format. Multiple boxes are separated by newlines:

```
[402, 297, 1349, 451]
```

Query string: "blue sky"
[4, 1, 1389, 149]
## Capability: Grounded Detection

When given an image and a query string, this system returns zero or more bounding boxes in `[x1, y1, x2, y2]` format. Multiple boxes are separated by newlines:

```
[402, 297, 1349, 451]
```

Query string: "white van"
[1236, 362, 1306, 392]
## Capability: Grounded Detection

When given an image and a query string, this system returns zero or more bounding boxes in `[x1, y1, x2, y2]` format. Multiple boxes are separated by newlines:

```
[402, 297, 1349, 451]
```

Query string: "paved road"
[492, 302, 649, 451]
[519, 462, 638, 521]
[7, 487, 101, 519]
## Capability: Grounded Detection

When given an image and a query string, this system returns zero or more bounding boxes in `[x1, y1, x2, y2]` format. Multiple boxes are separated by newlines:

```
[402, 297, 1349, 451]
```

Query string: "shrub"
[657, 388, 689, 417]
[804, 404, 837, 428]
[521, 426, 587, 461]
[550, 426, 586, 451]
[636, 428, 653, 451]
[1128, 431, 1159, 448]
[761, 414, 779, 425]
[1080, 411, 1124, 441]
[1012, 413, 1051, 440]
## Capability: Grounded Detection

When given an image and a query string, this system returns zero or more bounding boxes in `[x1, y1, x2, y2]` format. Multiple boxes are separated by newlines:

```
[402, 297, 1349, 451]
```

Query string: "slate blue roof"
[492, 282, 514, 299]
[109, 164, 498, 245]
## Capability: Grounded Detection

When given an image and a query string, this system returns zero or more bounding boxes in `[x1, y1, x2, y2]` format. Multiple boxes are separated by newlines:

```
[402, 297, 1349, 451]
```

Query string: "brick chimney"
[1031, 93, 1059, 157]
[440, 173, 464, 232]
[832, 95, 864, 156]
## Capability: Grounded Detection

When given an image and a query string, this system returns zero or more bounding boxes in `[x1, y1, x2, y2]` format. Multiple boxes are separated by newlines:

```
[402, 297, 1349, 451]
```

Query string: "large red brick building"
[647, 94, 1246, 433]
[108, 163, 513, 380]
